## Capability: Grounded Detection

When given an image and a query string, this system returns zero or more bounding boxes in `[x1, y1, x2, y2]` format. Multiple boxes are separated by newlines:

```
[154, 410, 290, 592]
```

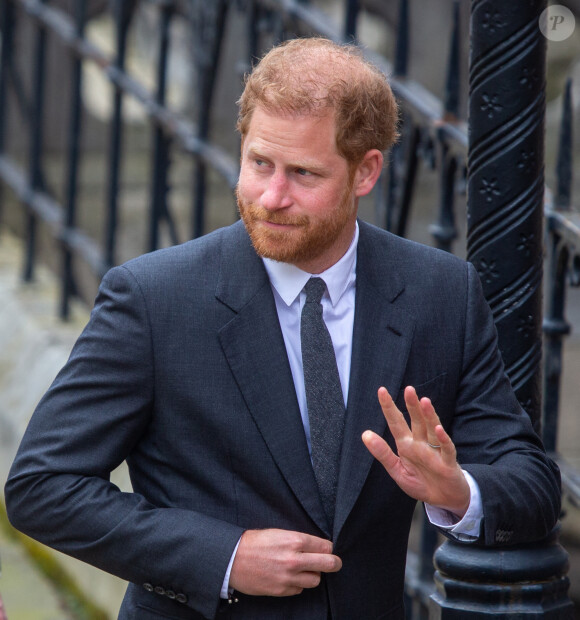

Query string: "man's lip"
[260, 219, 297, 229]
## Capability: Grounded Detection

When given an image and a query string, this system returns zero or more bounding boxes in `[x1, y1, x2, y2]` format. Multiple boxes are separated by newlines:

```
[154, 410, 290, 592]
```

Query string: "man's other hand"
[229, 528, 342, 597]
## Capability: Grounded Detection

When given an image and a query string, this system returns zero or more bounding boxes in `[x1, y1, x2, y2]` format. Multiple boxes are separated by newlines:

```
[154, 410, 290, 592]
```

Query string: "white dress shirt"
[221, 223, 482, 597]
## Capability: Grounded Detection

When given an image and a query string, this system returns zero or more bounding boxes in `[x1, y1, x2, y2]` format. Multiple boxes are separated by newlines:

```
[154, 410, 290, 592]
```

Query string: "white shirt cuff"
[424, 469, 482, 541]
[220, 537, 242, 599]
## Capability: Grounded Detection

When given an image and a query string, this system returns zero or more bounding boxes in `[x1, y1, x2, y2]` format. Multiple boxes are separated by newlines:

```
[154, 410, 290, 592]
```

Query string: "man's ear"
[354, 149, 383, 197]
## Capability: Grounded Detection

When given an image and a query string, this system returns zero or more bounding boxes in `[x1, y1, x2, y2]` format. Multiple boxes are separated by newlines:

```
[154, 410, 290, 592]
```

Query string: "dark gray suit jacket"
[5, 220, 560, 620]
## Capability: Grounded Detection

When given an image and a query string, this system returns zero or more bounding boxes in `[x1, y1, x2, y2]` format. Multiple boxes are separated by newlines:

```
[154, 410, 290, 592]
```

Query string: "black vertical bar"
[247, 0, 261, 63]
[543, 83, 573, 452]
[0, 0, 15, 156]
[105, 0, 133, 267]
[385, 140, 401, 232]
[430, 2, 461, 252]
[193, 0, 228, 239]
[148, 3, 172, 252]
[3, 13, 30, 129]
[344, 0, 360, 41]
[0, 0, 16, 228]
[24, 0, 49, 282]
[384, 120, 421, 239]
[60, 0, 87, 320]
[394, 0, 409, 78]
[394, 124, 421, 238]
[555, 78, 572, 211]
[542, 232, 570, 453]
[444, 1, 461, 119]
[429, 138, 457, 252]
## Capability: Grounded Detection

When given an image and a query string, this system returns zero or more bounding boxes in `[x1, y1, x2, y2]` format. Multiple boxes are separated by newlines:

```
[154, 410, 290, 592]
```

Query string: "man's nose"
[260, 172, 292, 210]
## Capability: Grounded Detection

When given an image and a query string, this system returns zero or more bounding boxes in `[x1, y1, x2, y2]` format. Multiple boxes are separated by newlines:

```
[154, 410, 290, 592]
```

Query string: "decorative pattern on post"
[468, 0, 545, 430]
[430, 1, 573, 616]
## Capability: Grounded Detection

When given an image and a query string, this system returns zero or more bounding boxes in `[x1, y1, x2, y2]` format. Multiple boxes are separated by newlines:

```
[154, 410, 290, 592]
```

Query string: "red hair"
[237, 37, 399, 165]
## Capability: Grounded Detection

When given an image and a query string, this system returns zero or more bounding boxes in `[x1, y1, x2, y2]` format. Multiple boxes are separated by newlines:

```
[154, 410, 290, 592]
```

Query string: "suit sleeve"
[4, 265, 244, 619]
[451, 262, 561, 546]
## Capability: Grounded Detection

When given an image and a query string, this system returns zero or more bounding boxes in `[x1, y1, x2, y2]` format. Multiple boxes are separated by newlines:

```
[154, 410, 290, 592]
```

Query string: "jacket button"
[154, 586, 166, 595]
[143, 583, 154, 592]
[166, 590, 176, 599]
[176, 593, 188, 604]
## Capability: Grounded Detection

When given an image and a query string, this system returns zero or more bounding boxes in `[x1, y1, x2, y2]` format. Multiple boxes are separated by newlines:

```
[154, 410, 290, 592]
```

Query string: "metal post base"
[429, 528, 574, 618]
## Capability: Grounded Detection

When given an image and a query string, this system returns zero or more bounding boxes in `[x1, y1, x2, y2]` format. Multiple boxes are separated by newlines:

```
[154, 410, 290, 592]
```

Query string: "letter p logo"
[540, 6, 575, 41]
[551, 14, 565, 30]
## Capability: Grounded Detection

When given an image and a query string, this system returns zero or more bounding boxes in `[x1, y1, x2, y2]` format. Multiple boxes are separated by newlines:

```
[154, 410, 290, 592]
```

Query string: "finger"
[294, 571, 322, 591]
[404, 386, 427, 442]
[418, 396, 440, 446]
[293, 565, 340, 592]
[432, 422, 458, 466]
[419, 398, 457, 462]
[297, 533, 334, 555]
[377, 387, 411, 442]
[293, 553, 342, 588]
[293, 534, 342, 572]
[362, 429, 399, 472]
[300, 552, 343, 574]
[288, 534, 342, 574]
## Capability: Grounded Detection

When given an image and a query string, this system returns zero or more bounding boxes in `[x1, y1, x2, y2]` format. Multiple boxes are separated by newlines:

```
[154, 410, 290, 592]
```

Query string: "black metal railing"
[544, 77, 580, 507]
[0, 0, 577, 616]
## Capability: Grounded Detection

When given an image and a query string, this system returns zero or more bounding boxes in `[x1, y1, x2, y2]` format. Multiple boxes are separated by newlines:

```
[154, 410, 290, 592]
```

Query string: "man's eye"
[296, 168, 312, 176]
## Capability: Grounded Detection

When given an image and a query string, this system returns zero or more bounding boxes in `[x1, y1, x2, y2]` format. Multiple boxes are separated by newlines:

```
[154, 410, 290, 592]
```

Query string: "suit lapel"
[334, 222, 415, 538]
[216, 222, 328, 533]
[214, 221, 416, 539]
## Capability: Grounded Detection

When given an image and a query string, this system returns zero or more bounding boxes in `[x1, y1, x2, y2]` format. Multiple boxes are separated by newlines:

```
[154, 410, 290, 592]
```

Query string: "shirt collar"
[262, 222, 359, 307]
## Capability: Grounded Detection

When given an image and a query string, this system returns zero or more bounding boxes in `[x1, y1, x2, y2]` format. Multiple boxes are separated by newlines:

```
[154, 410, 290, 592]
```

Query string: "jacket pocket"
[376, 602, 404, 619]
[395, 372, 447, 416]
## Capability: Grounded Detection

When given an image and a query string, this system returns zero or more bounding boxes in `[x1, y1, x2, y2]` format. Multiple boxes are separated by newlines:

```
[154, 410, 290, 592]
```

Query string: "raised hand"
[362, 386, 470, 517]
[229, 528, 342, 597]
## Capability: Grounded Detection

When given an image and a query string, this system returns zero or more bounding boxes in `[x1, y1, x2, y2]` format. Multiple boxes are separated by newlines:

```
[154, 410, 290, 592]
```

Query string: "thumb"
[362, 430, 398, 471]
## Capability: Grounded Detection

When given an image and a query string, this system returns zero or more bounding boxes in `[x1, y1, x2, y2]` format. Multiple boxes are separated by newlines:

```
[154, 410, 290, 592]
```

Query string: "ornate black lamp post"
[430, 1, 573, 616]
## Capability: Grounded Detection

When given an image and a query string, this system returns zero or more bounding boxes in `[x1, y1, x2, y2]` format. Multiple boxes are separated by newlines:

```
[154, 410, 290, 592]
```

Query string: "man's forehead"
[253, 103, 335, 123]
[244, 106, 338, 146]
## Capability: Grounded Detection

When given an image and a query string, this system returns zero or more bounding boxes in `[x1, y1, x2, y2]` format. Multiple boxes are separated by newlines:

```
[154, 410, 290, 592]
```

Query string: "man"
[5, 38, 560, 620]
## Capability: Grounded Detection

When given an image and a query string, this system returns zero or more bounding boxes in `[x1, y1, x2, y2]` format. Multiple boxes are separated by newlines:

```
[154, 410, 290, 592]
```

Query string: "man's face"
[237, 106, 358, 274]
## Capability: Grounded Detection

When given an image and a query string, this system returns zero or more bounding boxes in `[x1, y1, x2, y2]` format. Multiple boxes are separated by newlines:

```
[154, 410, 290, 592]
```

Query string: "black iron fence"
[0, 0, 578, 616]
[545, 81, 580, 524]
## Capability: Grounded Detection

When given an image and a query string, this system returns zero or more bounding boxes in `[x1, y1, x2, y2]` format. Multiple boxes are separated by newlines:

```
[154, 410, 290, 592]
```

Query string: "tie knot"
[304, 277, 326, 304]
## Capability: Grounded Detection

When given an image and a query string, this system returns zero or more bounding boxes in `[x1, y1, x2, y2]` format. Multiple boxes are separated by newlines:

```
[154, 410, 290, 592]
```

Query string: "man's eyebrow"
[244, 145, 332, 175]
[244, 145, 267, 159]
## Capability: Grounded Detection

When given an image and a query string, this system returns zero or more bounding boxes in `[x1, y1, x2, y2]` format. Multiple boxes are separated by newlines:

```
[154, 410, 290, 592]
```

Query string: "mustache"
[237, 195, 309, 227]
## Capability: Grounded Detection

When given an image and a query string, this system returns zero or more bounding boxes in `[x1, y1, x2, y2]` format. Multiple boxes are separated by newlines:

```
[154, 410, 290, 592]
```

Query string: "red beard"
[236, 181, 355, 269]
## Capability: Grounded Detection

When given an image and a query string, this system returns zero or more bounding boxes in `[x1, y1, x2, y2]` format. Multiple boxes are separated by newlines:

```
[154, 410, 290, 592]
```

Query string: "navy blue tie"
[301, 277, 345, 528]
